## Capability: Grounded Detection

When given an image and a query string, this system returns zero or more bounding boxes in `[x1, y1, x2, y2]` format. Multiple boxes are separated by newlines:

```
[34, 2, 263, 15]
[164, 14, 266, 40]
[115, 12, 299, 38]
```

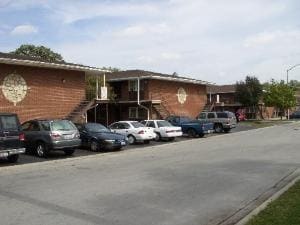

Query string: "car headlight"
[125, 137, 129, 141]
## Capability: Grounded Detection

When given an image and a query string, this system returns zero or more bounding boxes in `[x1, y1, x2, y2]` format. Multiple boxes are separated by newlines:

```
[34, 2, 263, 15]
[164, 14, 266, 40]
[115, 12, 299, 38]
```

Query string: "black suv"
[0, 113, 25, 163]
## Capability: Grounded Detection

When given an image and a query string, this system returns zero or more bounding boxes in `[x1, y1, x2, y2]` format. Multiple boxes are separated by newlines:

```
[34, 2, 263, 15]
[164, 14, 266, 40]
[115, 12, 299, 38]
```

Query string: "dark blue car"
[75, 123, 127, 151]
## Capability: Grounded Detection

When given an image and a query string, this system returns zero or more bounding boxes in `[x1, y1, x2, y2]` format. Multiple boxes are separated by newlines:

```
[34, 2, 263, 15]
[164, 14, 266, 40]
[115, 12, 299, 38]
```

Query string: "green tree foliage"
[263, 80, 296, 117]
[11, 44, 64, 62]
[235, 76, 263, 107]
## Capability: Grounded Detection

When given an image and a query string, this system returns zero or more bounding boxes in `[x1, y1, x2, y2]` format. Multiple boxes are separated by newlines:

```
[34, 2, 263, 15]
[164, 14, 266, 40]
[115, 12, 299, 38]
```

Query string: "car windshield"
[157, 121, 173, 127]
[131, 122, 145, 128]
[86, 123, 109, 132]
[0, 115, 19, 130]
[51, 120, 76, 131]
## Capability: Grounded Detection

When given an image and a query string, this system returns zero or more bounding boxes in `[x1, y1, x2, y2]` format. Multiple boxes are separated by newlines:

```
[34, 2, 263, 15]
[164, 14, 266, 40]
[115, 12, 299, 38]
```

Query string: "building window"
[128, 80, 144, 91]
[128, 80, 138, 91]
[129, 107, 138, 118]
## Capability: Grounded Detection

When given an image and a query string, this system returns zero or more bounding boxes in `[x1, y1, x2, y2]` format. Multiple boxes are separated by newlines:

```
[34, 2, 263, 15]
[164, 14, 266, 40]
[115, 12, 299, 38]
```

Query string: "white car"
[109, 121, 156, 144]
[141, 120, 183, 141]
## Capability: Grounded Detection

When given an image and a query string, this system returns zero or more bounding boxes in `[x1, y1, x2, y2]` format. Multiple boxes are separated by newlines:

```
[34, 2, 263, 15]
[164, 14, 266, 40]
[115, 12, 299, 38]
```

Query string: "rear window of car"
[0, 115, 19, 130]
[157, 121, 173, 127]
[86, 123, 109, 132]
[50, 120, 76, 131]
[131, 122, 145, 128]
[40, 121, 51, 131]
[216, 112, 229, 118]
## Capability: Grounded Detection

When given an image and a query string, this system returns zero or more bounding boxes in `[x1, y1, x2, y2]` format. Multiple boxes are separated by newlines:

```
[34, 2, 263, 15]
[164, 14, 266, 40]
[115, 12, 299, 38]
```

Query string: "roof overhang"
[108, 75, 210, 85]
[0, 57, 110, 74]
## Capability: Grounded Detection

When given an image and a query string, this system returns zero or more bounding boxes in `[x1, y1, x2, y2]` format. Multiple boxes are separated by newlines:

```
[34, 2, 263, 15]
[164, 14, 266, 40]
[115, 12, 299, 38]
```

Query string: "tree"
[235, 76, 263, 118]
[263, 80, 296, 119]
[11, 44, 64, 62]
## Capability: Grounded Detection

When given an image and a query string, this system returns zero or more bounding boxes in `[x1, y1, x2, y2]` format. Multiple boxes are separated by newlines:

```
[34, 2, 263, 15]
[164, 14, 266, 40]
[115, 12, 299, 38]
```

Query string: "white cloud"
[11, 24, 38, 35]
[115, 23, 170, 38]
[161, 52, 181, 60]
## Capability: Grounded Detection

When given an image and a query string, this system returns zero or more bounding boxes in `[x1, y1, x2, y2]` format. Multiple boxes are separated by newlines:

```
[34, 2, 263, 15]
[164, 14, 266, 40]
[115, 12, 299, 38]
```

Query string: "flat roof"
[107, 70, 210, 85]
[0, 52, 109, 73]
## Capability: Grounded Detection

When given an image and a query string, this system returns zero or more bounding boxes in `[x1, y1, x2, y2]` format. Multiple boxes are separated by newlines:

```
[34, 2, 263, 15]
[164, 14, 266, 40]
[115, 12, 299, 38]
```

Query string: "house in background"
[90, 70, 209, 124]
[0, 52, 106, 123]
[206, 84, 277, 119]
[206, 85, 241, 112]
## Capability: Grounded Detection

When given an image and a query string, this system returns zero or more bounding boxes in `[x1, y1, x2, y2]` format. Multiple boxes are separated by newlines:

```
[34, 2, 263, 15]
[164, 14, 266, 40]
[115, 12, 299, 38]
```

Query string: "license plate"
[64, 134, 73, 139]
[0, 152, 9, 158]
[121, 141, 126, 146]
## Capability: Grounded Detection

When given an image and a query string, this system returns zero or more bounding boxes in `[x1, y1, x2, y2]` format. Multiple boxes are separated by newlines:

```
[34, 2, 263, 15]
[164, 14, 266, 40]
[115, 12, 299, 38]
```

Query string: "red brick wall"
[0, 64, 85, 123]
[148, 80, 207, 118]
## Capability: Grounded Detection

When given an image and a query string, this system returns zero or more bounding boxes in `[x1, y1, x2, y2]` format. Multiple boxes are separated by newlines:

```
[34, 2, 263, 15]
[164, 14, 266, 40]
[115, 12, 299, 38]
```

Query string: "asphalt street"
[1, 123, 299, 225]
[0, 122, 255, 166]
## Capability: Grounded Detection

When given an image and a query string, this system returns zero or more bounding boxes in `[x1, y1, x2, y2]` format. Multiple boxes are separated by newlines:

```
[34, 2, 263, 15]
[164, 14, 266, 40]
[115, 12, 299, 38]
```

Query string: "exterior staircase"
[66, 99, 96, 123]
[202, 102, 215, 112]
[153, 103, 172, 119]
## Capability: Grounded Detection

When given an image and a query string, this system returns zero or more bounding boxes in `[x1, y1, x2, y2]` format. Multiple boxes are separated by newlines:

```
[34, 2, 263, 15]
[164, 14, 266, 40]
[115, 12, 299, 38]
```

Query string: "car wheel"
[223, 128, 231, 133]
[214, 124, 223, 133]
[64, 148, 75, 156]
[127, 135, 136, 145]
[144, 140, 150, 144]
[36, 142, 49, 158]
[90, 140, 100, 151]
[7, 154, 19, 163]
[187, 128, 197, 138]
[154, 133, 161, 141]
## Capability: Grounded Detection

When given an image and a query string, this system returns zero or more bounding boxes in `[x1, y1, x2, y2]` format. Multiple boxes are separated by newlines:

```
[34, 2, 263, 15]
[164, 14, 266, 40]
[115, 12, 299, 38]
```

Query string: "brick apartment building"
[0, 52, 105, 123]
[92, 70, 209, 124]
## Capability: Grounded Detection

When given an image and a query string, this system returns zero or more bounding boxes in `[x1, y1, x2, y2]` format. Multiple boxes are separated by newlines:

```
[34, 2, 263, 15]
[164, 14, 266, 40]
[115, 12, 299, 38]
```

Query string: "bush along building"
[89, 70, 210, 124]
[0, 52, 107, 123]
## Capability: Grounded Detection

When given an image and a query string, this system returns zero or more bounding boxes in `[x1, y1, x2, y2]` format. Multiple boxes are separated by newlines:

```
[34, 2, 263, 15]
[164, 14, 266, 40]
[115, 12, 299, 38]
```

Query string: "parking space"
[0, 123, 254, 167]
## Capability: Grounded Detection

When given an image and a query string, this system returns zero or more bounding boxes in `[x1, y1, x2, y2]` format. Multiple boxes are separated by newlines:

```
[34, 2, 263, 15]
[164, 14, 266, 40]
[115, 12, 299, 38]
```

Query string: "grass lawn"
[246, 180, 300, 225]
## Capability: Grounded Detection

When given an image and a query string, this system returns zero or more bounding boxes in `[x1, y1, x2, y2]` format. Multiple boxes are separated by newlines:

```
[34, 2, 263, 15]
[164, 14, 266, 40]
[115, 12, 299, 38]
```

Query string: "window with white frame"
[128, 80, 144, 91]
[129, 107, 138, 118]
[128, 80, 138, 91]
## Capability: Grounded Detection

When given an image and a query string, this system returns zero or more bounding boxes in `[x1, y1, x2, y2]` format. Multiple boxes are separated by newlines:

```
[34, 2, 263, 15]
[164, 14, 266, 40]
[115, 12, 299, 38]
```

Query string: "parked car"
[289, 111, 300, 119]
[166, 116, 214, 137]
[197, 111, 237, 133]
[0, 113, 25, 163]
[75, 123, 127, 151]
[21, 119, 80, 157]
[109, 121, 155, 144]
[141, 120, 182, 141]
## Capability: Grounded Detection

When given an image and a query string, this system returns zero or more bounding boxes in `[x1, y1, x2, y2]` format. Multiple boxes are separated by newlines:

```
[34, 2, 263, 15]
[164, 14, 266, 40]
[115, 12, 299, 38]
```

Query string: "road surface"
[0, 123, 299, 225]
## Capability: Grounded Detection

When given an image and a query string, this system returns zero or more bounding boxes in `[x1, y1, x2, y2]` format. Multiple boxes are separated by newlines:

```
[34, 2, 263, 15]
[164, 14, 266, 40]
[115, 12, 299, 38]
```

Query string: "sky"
[1, 0, 300, 84]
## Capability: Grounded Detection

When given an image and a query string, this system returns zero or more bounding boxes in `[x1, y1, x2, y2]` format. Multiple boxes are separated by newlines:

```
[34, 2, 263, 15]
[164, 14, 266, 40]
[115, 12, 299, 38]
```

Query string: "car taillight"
[50, 132, 61, 140]
[19, 133, 25, 141]
[138, 130, 145, 134]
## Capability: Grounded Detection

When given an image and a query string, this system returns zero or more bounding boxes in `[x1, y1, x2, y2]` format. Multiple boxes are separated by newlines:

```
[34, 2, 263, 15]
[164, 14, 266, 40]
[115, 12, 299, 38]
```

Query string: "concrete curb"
[235, 169, 300, 225]
[216, 168, 300, 225]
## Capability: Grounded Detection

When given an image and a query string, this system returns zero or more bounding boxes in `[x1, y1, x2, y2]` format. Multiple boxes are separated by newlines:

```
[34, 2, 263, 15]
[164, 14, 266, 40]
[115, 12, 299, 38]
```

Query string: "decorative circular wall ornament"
[1, 73, 29, 106]
[177, 87, 187, 104]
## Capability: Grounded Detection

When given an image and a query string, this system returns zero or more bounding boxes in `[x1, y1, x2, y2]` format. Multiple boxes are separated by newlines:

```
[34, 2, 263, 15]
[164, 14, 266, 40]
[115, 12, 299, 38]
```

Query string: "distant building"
[91, 70, 210, 124]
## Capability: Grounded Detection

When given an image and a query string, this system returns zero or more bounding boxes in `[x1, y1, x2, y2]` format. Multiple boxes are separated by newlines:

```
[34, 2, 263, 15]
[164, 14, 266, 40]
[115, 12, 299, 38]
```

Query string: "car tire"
[187, 128, 197, 138]
[154, 132, 161, 141]
[144, 140, 150, 144]
[64, 148, 75, 156]
[214, 124, 223, 133]
[36, 142, 49, 158]
[7, 154, 19, 163]
[223, 128, 231, 133]
[90, 140, 100, 151]
[127, 135, 136, 145]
